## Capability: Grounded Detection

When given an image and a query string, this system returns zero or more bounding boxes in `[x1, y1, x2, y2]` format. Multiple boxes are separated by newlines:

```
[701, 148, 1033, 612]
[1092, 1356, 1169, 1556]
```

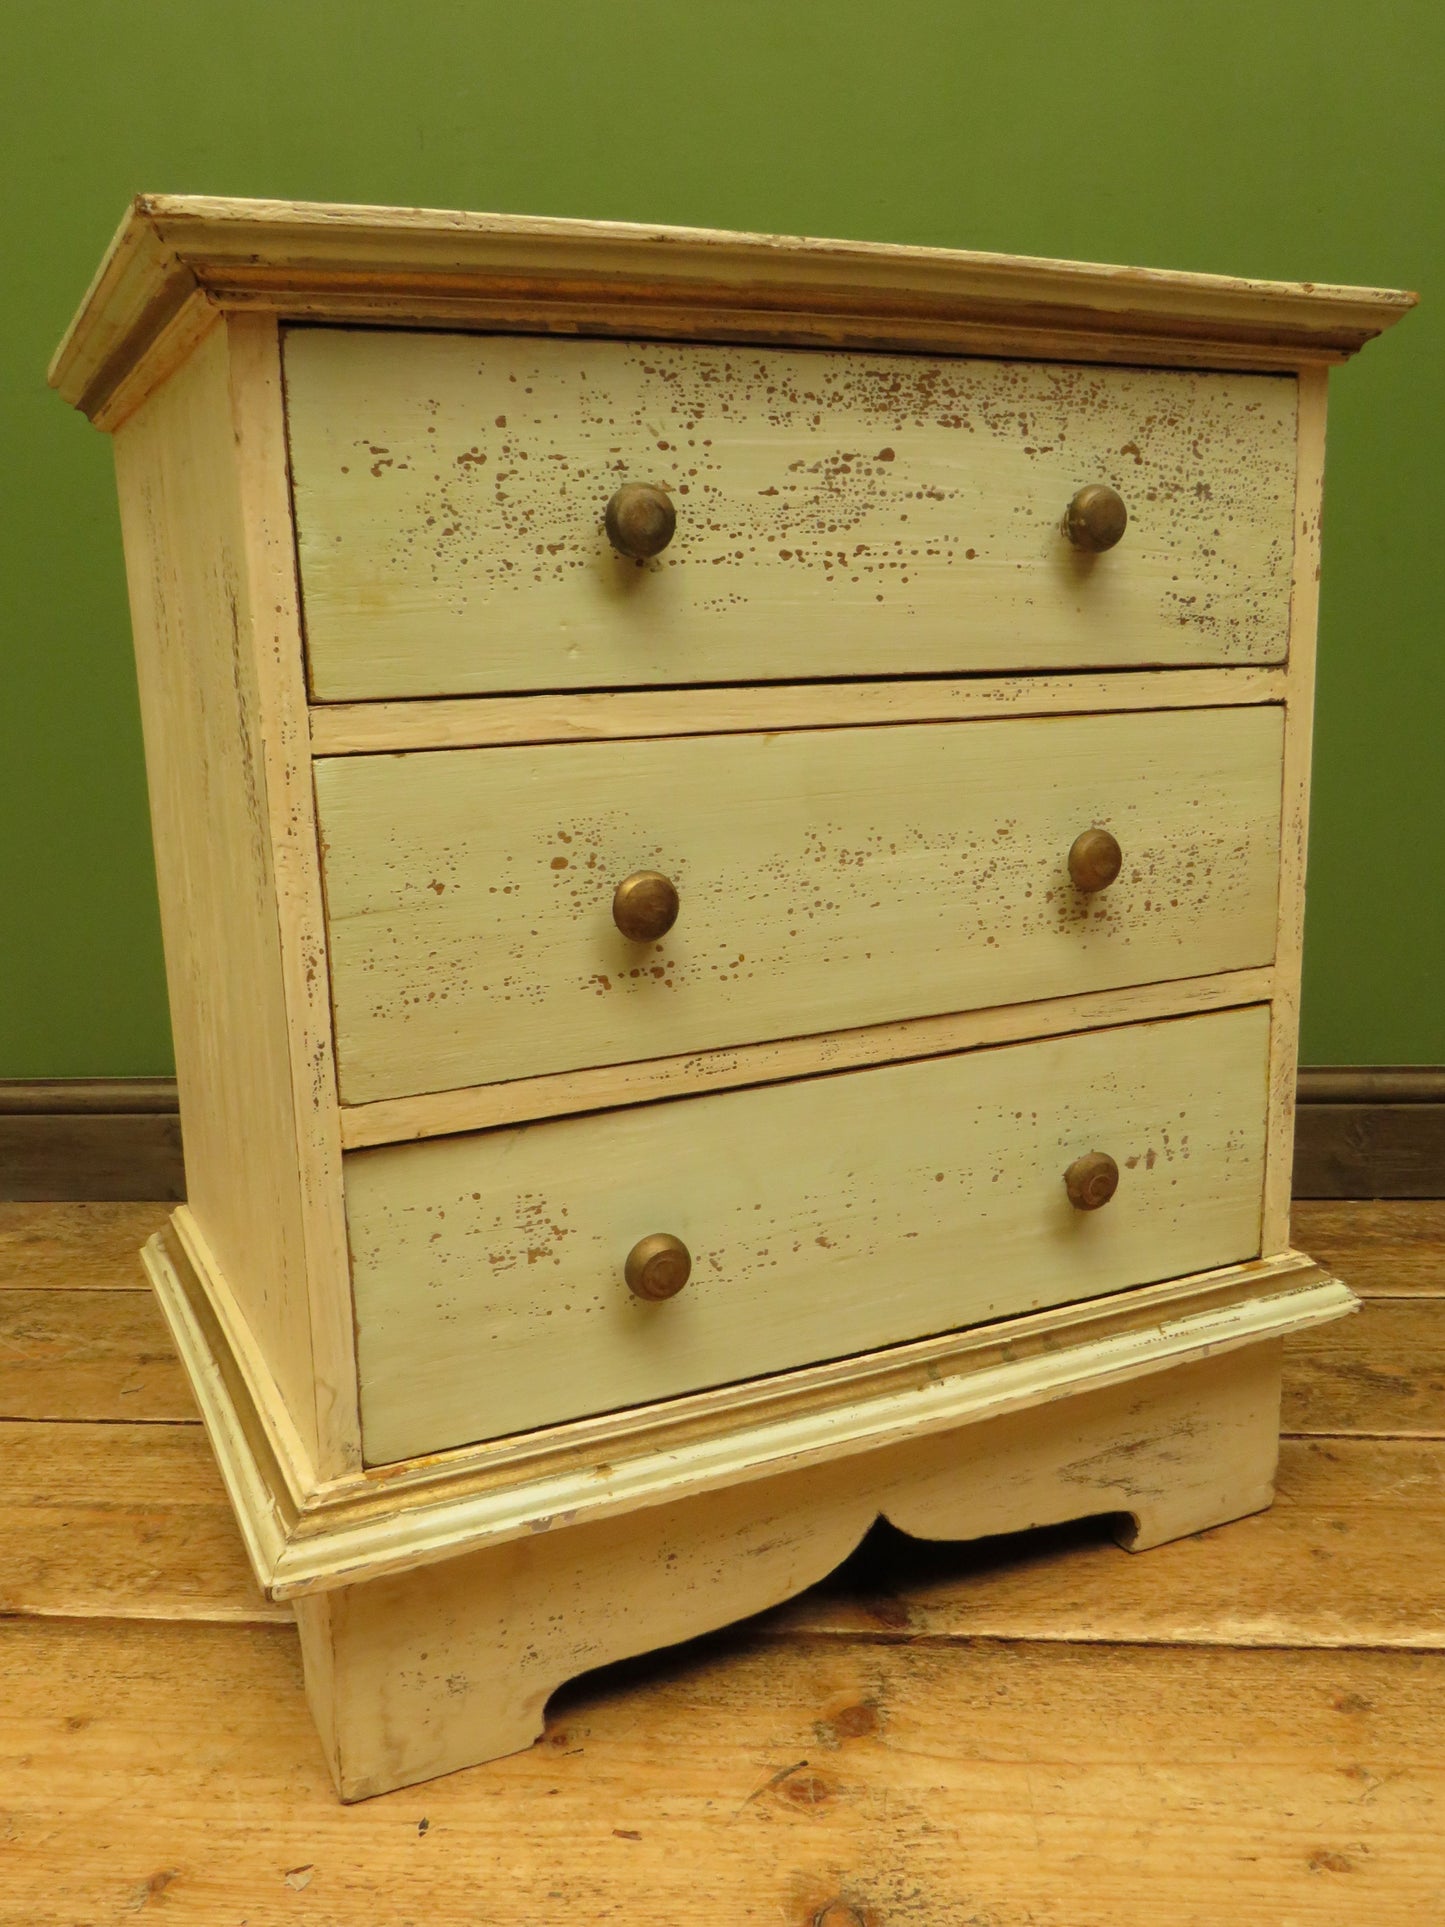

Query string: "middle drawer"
[316, 704, 1284, 1105]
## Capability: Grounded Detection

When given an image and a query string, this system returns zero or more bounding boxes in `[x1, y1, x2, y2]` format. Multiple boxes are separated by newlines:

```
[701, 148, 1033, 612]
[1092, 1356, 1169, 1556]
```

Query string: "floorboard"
[1282, 1300, 1445, 1436]
[0, 1420, 281, 1622]
[0, 1286, 196, 1421]
[0, 1201, 168, 1290]
[1, 1621, 1441, 1927]
[1293, 1200, 1445, 1296]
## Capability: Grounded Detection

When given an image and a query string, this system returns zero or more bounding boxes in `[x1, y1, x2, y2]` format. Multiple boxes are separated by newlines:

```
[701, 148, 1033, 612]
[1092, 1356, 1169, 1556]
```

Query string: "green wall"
[4, 1, 1440, 1074]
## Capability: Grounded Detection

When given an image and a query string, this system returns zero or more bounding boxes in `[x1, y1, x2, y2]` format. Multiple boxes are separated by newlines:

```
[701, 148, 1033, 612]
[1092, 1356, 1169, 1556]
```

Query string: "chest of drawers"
[51, 197, 1413, 1800]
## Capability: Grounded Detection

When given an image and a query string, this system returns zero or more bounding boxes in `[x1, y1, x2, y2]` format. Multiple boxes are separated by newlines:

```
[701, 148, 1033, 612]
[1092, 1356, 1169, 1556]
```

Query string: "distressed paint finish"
[150, 1217, 1342, 1597]
[50, 196, 1418, 423]
[111, 325, 330, 1471]
[112, 319, 361, 1482]
[55, 200, 1403, 1801]
[346, 1006, 1270, 1462]
[336, 969, 1278, 1149]
[1262, 366, 1329, 1254]
[316, 707, 1284, 1104]
[305, 665, 1290, 755]
[285, 330, 1299, 699]
[297, 1343, 1282, 1798]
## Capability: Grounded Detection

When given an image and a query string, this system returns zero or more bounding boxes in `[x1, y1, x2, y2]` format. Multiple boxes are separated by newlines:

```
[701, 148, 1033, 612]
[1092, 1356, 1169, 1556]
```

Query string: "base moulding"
[144, 1215, 1353, 1798]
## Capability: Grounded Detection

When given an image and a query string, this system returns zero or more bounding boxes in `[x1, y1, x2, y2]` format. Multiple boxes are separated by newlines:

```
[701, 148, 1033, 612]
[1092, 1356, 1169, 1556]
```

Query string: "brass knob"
[612, 870, 679, 942]
[1064, 1151, 1120, 1212]
[1064, 483, 1128, 553]
[625, 1232, 692, 1301]
[1068, 827, 1122, 894]
[605, 483, 677, 559]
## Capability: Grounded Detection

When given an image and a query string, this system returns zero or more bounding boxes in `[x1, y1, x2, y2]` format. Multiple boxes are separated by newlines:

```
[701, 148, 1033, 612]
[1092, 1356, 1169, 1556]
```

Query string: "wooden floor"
[1, 1201, 1442, 1925]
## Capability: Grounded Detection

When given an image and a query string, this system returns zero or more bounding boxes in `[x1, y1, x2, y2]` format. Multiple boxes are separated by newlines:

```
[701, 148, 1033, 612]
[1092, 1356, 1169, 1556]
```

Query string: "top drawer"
[285, 331, 1298, 701]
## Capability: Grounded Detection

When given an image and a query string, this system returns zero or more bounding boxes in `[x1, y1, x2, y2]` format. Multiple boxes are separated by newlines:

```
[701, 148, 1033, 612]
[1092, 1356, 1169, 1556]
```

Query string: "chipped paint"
[286, 331, 1299, 699]
[315, 707, 1284, 1105]
[345, 1006, 1272, 1460]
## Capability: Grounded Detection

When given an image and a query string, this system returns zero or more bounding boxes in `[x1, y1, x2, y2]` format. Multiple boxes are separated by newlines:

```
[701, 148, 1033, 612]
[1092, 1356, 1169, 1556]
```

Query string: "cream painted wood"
[145, 1208, 1342, 1598]
[167, 1205, 317, 1518]
[110, 320, 354, 1479]
[54, 198, 1402, 1801]
[338, 966, 1277, 1147]
[218, 316, 360, 1477]
[306, 666, 1288, 755]
[91, 290, 220, 435]
[295, 1342, 1284, 1798]
[287, 329, 1299, 699]
[143, 1219, 296, 1592]
[1262, 367, 1330, 1256]
[318, 707, 1284, 1105]
[347, 1005, 1271, 1462]
[49, 195, 1416, 424]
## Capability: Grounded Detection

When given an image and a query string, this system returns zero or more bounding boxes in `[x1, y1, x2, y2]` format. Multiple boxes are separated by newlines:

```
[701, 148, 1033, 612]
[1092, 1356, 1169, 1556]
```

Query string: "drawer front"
[317, 706, 1283, 1105]
[348, 1005, 1270, 1462]
[286, 330, 1298, 700]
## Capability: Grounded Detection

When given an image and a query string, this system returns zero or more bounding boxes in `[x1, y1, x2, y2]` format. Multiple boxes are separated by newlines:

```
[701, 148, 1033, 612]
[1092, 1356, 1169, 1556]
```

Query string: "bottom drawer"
[347, 1004, 1270, 1462]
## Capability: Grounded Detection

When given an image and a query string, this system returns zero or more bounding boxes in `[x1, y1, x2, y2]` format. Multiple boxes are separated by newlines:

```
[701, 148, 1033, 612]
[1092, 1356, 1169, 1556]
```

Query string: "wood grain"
[0, 1289, 194, 1421]
[0, 1111, 184, 1202]
[1283, 1300, 1445, 1436]
[0, 1421, 282, 1623]
[40, 190, 1429, 1832]
[0, 1213, 1369, 1544]
[0, 1203, 169, 1290]
[222, 315, 360, 1480]
[1299, 1070, 1445, 1104]
[157, 1208, 1333, 1601]
[289, 329, 1298, 700]
[348, 1007, 1270, 1462]
[0, 1201, 1438, 1896]
[90, 286, 222, 436]
[3, 1620, 1441, 1925]
[0, 1088, 183, 1203]
[318, 707, 1284, 1104]
[1294, 1103, 1445, 1199]
[0, 1080, 180, 1114]
[0, 1201, 1409, 1608]
[1293, 1199, 1445, 1294]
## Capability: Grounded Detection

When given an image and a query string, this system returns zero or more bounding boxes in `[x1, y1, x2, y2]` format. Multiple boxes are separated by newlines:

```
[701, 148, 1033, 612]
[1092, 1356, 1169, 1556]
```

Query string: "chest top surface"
[50, 195, 1415, 429]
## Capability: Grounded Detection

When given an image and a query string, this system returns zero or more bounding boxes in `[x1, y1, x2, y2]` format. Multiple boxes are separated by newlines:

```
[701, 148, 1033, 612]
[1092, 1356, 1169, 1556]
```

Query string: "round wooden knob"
[605, 483, 677, 559]
[1064, 483, 1128, 553]
[1068, 827, 1123, 894]
[1065, 1151, 1120, 1212]
[612, 870, 679, 942]
[625, 1232, 692, 1301]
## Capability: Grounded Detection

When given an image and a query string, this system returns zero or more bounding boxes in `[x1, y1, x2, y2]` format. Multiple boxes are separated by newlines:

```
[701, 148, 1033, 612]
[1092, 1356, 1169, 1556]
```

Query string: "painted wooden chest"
[50, 197, 1413, 1798]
